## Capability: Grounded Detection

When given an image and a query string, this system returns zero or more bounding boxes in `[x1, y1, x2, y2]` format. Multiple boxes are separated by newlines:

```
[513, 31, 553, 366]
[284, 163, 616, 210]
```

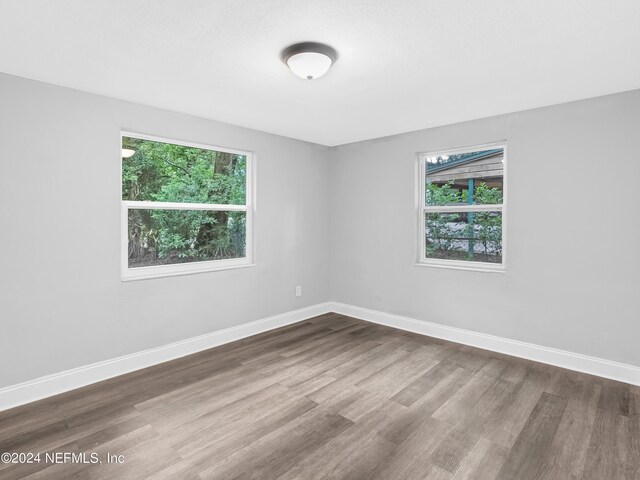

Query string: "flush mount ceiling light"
[281, 42, 337, 80]
[122, 148, 136, 158]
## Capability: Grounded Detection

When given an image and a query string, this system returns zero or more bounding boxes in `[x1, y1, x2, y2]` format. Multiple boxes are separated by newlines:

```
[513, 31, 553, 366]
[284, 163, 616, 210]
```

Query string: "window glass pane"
[425, 211, 502, 263]
[128, 209, 246, 268]
[122, 136, 246, 205]
[425, 148, 503, 206]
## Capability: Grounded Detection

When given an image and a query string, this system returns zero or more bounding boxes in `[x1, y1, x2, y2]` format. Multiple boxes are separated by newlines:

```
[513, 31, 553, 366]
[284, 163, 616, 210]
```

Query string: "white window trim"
[416, 141, 507, 273]
[120, 131, 254, 281]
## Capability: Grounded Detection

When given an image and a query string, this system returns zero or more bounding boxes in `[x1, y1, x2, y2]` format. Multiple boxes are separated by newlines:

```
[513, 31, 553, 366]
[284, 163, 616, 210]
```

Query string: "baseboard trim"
[3, 300, 638, 411]
[0, 302, 332, 412]
[330, 302, 640, 386]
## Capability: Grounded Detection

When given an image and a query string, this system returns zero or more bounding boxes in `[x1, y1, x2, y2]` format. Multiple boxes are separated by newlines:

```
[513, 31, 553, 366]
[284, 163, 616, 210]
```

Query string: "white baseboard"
[3, 300, 638, 412]
[330, 302, 640, 386]
[0, 303, 332, 412]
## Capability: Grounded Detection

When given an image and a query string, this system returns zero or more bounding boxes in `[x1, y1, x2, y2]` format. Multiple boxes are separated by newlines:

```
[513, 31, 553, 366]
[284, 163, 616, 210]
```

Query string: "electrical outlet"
[295, 286, 302, 297]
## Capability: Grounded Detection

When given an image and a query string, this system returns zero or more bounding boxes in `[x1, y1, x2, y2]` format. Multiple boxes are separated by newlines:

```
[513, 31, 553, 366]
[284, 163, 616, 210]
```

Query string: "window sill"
[122, 260, 255, 282]
[415, 261, 506, 274]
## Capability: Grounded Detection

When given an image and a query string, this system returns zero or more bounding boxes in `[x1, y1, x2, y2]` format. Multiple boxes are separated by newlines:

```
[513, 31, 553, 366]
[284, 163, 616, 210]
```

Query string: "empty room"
[1, 1, 639, 479]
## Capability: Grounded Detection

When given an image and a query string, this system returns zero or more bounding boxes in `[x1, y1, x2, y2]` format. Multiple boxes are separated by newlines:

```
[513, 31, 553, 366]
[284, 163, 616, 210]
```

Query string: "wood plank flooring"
[0, 313, 638, 479]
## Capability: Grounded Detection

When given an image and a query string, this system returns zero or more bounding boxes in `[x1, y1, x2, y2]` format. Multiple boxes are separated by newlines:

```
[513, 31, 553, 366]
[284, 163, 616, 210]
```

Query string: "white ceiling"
[1, 1, 639, 146]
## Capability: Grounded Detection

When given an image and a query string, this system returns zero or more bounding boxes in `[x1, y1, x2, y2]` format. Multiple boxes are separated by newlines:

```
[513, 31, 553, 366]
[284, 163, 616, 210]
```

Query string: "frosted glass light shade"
[287, 52, 333, 80]
[281, 42, 337, 80]
[122, 148, 136, 159]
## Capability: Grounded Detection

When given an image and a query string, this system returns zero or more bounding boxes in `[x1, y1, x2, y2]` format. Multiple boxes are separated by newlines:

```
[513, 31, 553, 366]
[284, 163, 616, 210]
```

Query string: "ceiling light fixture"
[281, 42, 337, 80]
[122, 148, 136, 159]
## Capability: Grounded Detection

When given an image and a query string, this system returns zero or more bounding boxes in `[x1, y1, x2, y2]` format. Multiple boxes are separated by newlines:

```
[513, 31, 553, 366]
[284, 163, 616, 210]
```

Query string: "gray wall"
[329, 90, 640, 367]
[2, 72, 639, 390]
[0, 74, 331, 387]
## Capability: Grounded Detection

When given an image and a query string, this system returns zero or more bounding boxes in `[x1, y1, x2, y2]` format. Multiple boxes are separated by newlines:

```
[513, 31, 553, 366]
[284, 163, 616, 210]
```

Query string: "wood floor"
[1, 314, 638, 480]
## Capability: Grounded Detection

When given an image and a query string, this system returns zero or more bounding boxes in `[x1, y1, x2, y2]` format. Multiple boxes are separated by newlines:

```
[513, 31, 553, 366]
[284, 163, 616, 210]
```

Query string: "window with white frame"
[418, 143, 506, 271]
[121, 133, 252, 280]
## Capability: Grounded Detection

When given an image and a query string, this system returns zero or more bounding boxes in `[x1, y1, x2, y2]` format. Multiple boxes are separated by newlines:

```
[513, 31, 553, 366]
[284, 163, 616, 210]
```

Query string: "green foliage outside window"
[122, 137, 247, 267]
[425, 181, 502, 261]
[425, 181, 461, 206]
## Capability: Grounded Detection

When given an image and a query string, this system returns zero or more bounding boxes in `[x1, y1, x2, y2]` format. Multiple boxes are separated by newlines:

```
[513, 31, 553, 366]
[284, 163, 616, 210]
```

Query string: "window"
[418, 143, 506, 272]
[121, 132, 253, 280]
